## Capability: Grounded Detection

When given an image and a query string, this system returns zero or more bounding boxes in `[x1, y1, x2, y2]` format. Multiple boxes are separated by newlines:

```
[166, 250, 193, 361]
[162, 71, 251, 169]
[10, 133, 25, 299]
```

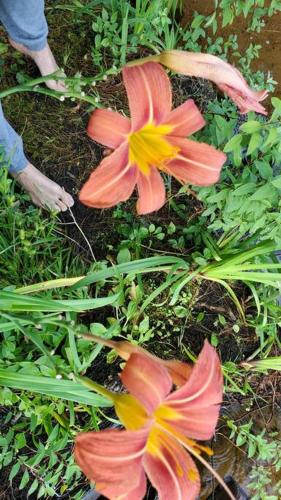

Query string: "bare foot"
[13, 163, 74, 212]
[9, 39, 67, 92]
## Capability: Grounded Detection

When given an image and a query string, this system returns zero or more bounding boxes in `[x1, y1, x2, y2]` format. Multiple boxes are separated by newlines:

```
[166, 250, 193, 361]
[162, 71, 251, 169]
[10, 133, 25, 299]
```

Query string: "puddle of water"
[200, 404, 281, 499]
[183, 1, 281, 97]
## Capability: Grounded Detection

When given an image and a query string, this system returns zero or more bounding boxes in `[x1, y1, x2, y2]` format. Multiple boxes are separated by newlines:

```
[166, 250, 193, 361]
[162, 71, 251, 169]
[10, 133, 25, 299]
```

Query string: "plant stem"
[75, 375, 116, 402]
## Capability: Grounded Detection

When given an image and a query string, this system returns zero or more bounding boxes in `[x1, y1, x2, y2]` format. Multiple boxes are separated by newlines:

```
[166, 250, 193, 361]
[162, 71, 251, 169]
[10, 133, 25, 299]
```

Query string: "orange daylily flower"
[128, 50, 268, 115]
[79, 62, 226, 214]
[75, 340, 230, 500]
[82, 333, 192, 386]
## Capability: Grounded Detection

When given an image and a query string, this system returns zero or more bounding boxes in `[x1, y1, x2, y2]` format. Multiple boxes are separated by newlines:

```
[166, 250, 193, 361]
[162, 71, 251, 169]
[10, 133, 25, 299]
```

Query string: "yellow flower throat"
[128, 123, 179, 175]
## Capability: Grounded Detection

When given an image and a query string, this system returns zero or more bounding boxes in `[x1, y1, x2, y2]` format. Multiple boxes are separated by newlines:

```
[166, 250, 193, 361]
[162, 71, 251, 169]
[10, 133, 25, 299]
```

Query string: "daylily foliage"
[79, 61, 226, 214]
[75, 339, 227, 500]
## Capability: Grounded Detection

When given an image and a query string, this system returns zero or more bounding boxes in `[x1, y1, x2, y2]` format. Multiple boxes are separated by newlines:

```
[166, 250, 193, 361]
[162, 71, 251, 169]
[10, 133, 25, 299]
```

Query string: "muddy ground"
[183, 0, 281, 98]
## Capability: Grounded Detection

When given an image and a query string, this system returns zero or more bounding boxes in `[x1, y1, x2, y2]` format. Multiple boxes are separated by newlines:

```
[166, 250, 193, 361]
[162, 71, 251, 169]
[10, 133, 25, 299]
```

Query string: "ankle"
[9, 37, 48, 58]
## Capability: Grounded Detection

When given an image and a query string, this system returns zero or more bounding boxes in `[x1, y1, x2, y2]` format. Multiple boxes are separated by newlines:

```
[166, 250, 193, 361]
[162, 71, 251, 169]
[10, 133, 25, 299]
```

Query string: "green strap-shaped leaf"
[0, 370, 112, 407]
[71, 256, 187, 289]
[0, 290, 121, 312]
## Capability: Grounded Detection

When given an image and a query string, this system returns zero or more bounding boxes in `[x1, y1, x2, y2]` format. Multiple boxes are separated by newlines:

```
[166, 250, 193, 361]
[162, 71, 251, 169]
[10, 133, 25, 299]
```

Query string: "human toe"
[56, 199, 69, 212]
[46, 80, 67, 92]
[60, 190, 74, 208]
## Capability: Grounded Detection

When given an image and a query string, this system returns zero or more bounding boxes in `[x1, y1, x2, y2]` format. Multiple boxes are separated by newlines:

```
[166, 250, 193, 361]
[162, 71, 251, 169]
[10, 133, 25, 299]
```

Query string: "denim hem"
[7, 152, 29, 174]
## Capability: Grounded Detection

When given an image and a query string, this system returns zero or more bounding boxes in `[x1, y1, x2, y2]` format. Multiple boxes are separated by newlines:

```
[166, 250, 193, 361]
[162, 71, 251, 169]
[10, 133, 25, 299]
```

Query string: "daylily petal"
[127, 51, 268, 115]
[87, 108, 131, 148]
[124, 471, 147, 500]
[121, 353, 172, 414]
[164, 99, 206, 138]
[156, 403, 221, 442]
[79, 143, 137, 208]
[82, 335, 192, 386]
[114, 393, 150, 431]
[122, 62, 172, 130]
[165, 137, 226, 186]
[162, 340, 223, 440]
[144, 427, 200, 500]
[161, 359, 192, 387]
[136, 167, 166, 214]
[75, 428, 148, 499]
[218, 83, 267, 115]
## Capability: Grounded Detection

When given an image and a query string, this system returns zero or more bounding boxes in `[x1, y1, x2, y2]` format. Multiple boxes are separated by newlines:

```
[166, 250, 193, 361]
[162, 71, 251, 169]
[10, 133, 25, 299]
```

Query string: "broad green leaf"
[3, 450, 13, 466]
[272, 175, 281, 189]
[19, 470, 29, 490]
[249, 184, 277, 201]
[240, 120, 261, 134]
[15, 432, 26, 450]
[247, 132, 262, 155]
[264, 127, 278, 147]
[224, 134, 242, 153]
[271, 97, 281, 113]
[248, 440, 257, 458]
[233, 183, 256, 196]
[255, 160, 272, 180]
[0, 436, 7, 446]
[236, 434, 247, 446]
[28, 479, 39, 496]
[222, 5, 233, 26]
[117, 247, 131, 264]
[8, 462, 21, 482]
[26, 446, 46, 468]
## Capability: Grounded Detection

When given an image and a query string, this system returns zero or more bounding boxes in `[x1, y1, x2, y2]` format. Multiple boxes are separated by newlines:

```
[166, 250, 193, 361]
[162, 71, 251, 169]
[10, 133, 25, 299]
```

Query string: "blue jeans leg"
[0, 102, 28, 174]
[0, 0, 48, 51]
[0, 0, 48, 174]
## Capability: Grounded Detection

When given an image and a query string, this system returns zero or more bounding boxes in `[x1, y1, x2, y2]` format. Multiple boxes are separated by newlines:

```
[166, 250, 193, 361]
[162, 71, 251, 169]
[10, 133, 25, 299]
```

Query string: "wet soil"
[183, 0, 281, 98]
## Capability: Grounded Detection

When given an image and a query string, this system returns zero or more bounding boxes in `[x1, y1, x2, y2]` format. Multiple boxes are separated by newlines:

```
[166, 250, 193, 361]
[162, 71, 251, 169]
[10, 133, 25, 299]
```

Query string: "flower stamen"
[128, 123, 179, 175]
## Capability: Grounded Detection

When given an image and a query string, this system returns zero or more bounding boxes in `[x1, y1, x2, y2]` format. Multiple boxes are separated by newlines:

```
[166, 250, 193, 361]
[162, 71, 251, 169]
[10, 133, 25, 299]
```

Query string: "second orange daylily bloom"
[79, 62, 226, 214]
[128, 50, 268, 115]
[75, 340, 228, 500]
